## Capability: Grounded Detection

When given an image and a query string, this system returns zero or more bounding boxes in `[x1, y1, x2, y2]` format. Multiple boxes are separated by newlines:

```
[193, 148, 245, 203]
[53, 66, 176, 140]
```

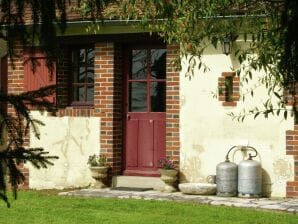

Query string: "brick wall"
[56, 46, 69, 108]
[286, 125, 298, 197]
[7, 41, 29, 189]
[3, 1, 84, 23]
[166, 44, 180, 165]
[93, 42, 122, 175]
[3, 1, 114, 24]
[112, 43, 124, 174]
[55, 42, 123, 175]
[55, 46, 96, 118]
[5, 40, 125, 188]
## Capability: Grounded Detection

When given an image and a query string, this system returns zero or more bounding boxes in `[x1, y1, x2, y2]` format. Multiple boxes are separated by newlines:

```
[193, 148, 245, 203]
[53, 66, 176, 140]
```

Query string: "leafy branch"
[0, 86, 58, 207]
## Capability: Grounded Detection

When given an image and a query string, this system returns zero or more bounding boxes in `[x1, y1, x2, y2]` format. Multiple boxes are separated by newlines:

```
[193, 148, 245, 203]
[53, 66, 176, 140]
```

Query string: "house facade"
[0, 4, 297, 198]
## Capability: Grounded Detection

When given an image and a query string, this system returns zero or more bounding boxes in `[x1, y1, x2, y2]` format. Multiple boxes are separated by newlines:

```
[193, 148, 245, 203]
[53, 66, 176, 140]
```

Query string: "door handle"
[126, 114, 130, 120]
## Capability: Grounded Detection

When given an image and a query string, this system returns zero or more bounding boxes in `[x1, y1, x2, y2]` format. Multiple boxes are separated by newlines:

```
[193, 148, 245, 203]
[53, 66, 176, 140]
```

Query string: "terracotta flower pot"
[89, 166, 108, 188]
[160, 169, 178, 192]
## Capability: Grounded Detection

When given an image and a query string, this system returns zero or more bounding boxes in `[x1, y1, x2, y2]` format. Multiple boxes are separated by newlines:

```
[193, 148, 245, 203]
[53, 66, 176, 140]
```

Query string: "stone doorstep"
[111, 176, 166, 191]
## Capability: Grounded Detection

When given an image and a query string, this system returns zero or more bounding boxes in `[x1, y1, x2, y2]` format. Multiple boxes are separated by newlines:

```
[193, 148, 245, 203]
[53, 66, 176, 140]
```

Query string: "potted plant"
[159, 158, 178, 192]
[87, 154, 108, 188]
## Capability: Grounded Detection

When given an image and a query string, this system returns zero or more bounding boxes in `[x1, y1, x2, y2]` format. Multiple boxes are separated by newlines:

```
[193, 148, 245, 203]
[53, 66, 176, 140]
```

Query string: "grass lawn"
[0, 191, 297, 224]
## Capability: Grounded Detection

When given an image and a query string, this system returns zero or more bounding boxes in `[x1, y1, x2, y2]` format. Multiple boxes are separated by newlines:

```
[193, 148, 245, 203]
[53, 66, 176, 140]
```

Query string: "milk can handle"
[225, 145, 238, 162]
[245, 146, 258, 159]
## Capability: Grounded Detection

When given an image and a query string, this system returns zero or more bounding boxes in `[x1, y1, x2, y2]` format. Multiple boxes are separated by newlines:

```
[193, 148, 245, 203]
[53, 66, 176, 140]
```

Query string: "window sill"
[222, 101, 237, 107]
[66, 105, 95, 109]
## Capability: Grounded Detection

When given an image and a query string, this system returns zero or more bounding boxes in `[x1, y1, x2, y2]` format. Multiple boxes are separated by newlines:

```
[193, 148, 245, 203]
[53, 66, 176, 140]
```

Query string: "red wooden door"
[124, 47, 166, 176]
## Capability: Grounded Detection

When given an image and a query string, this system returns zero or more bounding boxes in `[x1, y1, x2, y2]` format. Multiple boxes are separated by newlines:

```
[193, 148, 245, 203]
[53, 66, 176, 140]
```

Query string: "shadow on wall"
[262, 168, 272, 197]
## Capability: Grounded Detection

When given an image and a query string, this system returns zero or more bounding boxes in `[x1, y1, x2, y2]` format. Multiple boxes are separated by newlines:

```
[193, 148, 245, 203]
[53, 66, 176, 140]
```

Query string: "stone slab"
[179, 183, 217, 195]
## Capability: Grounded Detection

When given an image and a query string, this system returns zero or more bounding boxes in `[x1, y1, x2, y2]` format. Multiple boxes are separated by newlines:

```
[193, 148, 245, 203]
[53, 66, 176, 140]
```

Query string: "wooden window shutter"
[23, 50, 56, 104]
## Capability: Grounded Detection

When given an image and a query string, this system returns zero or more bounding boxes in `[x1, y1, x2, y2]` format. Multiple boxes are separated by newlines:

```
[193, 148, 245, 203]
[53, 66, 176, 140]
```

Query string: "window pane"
[71, 46, 94, 104]
[151, 49, 166, 79]
[131, 49, 147, 80]
[72, 50, 79, 64]
[87, 66, 94, 83]
[87, 85, 94, 102]
[79, 49, 86, 63]
[129, 82, 147, 112]
[225, 76, 233, 102]
[150, 82, 166, 112]
[86, 48, 95, 65]
[73, 85, 86, 102]
[73, 66, 79, 83]
[78, 67, 86, 83]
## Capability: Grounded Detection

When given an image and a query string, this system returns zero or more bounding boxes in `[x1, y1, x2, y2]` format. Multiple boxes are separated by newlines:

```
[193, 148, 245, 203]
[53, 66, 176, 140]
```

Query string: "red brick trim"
[286, 126, 298, 197]
[222, 101, 237, 107]
[222, 72, 236, 77]
[7, 41, 29, 189]
[218, 72, 240, 106]
[93, 42, 123, 175]
[166, 44, 180, 165]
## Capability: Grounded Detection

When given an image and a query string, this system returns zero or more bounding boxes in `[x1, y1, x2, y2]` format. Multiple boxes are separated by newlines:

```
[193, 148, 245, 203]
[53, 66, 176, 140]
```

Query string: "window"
[224, 76, 233, 102]
[218, 72, 240, 107]
[128, 48, 166, 112]
[70, 46, 94, 105]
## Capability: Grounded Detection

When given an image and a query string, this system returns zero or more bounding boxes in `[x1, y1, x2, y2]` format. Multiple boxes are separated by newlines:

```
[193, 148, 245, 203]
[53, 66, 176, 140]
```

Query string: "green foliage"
[0, 86, 58, 207]
[87, 154, 107, 167]
[0, 191, 297, 223]
[0, 0, 67, 68]
[120, 0, 298, 121]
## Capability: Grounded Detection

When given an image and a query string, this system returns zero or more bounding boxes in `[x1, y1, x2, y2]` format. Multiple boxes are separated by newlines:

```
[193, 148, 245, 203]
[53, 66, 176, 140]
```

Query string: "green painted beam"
[58, 21, 147, 36]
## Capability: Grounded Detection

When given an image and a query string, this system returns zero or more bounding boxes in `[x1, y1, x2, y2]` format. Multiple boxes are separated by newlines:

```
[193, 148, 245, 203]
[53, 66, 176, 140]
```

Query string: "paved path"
[59, 188, 298, 214]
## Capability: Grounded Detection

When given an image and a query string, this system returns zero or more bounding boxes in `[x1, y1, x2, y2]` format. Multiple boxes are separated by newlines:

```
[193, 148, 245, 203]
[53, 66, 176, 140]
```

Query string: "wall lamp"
[221, 34, 238, 56]
[221, 36, 232, 56]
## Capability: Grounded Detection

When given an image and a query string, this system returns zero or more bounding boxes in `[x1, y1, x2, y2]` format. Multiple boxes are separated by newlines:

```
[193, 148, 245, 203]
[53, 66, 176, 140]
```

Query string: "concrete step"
[112, 176, 165, 191]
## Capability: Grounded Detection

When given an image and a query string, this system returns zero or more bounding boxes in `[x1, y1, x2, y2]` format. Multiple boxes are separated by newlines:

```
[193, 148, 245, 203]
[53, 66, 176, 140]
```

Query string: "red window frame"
[127, 46, 167, 113]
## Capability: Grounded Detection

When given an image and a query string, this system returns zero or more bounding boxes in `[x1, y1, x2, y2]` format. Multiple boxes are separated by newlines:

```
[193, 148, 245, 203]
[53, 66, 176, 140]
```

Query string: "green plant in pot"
[87, 154, 108, 188]
[159, 158, 178, 192]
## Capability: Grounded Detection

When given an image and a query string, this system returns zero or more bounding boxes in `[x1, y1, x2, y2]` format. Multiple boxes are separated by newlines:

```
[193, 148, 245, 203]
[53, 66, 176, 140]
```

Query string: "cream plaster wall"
[180, 43, 294, 197]
[28, 111, 100, 189]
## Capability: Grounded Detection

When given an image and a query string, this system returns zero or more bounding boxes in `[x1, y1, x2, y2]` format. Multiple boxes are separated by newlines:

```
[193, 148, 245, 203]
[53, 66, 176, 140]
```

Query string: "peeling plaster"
[28, 111, 100, 189]
[179, 49, 294, 197]
[273, 158, 293, 180]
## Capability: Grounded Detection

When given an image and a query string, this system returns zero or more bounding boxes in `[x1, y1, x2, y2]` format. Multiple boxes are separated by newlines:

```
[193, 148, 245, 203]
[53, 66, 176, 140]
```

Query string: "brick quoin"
[93, 42, 123, 175]
[166, 44, 180, 165]
[286, 126, 298, 197]
[56, 42, 123, 175]
[6, 41, 29, 189]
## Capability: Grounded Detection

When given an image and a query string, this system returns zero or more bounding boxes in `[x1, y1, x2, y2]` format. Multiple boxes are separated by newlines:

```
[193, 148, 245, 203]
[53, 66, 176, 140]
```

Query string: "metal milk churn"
[216, 146, 238, 197]
[238, 147, 262, 197]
